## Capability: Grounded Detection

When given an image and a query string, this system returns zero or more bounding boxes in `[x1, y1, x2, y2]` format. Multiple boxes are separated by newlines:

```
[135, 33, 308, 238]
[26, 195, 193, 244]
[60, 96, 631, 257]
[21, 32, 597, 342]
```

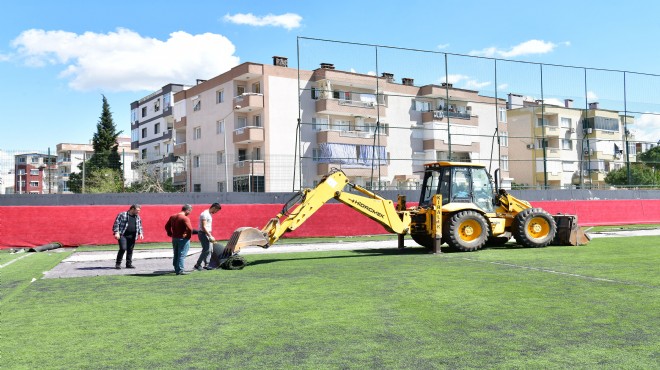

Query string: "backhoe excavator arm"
[223, 169, 411, 255]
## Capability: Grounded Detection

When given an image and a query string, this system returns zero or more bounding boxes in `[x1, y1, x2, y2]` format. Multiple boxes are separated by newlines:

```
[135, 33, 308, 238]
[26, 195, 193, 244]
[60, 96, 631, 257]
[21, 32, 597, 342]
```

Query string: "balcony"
[172, 171, 187, 186]
[233, 127, 264, 144]
[233, 160, 265, 176]
[317, 162, 388, 178]
[316, 130, 387, 146]
[161, 129, 173, 141]
[234, 93, 264, 112]
[421, 110, 476, 124]
[173, 143, 187, 156]
[174, 116, 187, 130]
[536, 147, 562, 158]
[315, 98, 385, 119]
[534, 125, 560, 137]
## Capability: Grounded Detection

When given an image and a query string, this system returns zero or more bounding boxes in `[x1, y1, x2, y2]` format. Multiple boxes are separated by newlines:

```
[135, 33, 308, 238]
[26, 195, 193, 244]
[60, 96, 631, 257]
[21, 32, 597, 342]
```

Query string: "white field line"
[0, 253, 33, 269]
[461, 257, 657, 288]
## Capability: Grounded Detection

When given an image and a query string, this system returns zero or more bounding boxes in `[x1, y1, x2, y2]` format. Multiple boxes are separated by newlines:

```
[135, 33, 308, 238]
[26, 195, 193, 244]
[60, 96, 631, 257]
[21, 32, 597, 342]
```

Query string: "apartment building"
[507, 95, 635, 189]
[14, 153, 57, 194]
[170, 57, 510, 193]
[56, 138, 138, 193]
[130, 84, 188, 183]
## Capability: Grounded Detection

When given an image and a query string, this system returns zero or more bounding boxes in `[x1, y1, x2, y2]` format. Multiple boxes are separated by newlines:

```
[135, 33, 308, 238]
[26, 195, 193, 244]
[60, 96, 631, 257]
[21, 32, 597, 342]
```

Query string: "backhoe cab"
[215, 163, 589, 269]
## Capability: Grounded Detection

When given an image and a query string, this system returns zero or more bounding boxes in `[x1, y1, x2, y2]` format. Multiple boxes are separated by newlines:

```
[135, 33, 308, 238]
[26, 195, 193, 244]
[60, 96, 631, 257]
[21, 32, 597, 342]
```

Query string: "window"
[252, 82, 261, 94]
[30, 181, 39, 187]
[561, 139, 573, 150]
[537, 117, 548, 127]
[499, 132, 508, 147]
[163, 94, 171, 109]
[154, 99, 160, 112]
[311, 87, 319, 99]
[237, 116, 247, 129]
[312, 148, 321, 161]
[216, 90, 224, 103]
[331, 119, 350, 132]
[217, 181, 226, 192]
[193, 184, 201, 192]
[193, 126, 201, 140]
[217, 120, 225, 134]
[237, 86, 245, 96]
[501, 156, 509, 171]
[193, 155, 200, 168]
[253, 115, 261, 127]
[238, 149, 247, 161]
[131, 109, 138, 123]
[18, 157, 26, 163]
[141, 149, 147, 159]
[141, 127, 147, 138]
[31, 157, 39, 163]
[217, 151, 225, 164]
[333, 90, 351, 100]
[141, 107, 147, 117]
[561, 117, 572, 128]
[414, 100, 431, 112]
[585, 117, 619, 132]
[312, 117, 329, 131]
[536, 138, 549, 148]
[154, 144, 160, 156]
[154, 122, 160, 134]
[499, 107, 507, 123]
[30, 169, 39, 175]
[253, 147, 261, 161]
[193, 100, 201, 111]
[132, 128, 139, 142]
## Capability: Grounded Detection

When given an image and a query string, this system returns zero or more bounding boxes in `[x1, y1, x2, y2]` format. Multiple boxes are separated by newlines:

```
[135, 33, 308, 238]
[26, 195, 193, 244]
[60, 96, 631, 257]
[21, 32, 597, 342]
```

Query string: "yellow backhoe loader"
[213, 162, 589, 269]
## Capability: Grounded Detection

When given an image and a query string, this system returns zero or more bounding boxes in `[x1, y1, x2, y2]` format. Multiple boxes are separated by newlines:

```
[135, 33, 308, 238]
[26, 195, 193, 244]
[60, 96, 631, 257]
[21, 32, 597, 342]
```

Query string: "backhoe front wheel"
[444, 210, 490, 252]
[512, 208, 557, 248]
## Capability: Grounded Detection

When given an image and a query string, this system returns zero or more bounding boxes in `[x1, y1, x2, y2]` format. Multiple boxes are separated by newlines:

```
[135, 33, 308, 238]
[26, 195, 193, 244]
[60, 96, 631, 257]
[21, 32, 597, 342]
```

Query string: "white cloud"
[469, 39, 560, 58]
[224, 13, 302, 30]
[633, 114, 660, 143]
[9, 28, 240, 92]
[498, 83, 509, 91]
[437, 43, 449, 50]
[587, 91, 599, 101]
[441, 74, 490, 90]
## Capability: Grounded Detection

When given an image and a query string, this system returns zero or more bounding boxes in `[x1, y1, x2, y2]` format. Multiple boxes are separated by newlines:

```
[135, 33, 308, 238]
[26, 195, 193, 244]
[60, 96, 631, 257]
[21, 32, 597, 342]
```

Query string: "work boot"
[126, 265, 135, 269]
[115, 264, 121, 270]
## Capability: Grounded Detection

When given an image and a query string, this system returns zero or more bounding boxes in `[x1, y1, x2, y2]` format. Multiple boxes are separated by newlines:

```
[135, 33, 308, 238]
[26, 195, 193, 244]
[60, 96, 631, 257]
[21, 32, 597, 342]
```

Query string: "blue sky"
[2, 0, 660, 151]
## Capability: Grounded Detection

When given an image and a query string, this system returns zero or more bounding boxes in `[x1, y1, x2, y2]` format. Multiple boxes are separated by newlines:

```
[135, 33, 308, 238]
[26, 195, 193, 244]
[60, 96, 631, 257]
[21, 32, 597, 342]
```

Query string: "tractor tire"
[443, 210, 490, 252]
[512, 208, 557, 248]
[411, 233, 438, 249]
[221, 255, 248, 270]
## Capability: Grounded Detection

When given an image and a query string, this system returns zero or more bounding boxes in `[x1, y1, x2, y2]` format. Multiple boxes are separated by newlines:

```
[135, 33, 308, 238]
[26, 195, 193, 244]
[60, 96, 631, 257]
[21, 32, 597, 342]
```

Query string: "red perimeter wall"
[1, 200, 659, 248]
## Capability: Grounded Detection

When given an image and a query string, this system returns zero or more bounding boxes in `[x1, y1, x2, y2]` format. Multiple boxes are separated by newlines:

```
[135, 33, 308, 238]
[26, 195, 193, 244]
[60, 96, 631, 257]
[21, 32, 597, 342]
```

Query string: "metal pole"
[623, 71, 632, 186]
[223, 119, 229, 192]
[82, 158, 85, 194]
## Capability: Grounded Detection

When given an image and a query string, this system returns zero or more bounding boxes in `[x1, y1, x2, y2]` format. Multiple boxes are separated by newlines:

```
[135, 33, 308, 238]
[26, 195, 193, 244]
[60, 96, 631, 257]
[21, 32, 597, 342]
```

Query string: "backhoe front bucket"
[221, 227, 270, 257]
[551, 214, 591, 246]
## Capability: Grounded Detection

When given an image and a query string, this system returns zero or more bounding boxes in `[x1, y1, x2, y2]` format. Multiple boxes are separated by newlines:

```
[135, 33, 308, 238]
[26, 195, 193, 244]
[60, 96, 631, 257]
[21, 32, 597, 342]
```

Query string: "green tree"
[605, 163, 660, 187]
[68, 95, 124, 193]
[638, 145, 660, 170]
[89, 95, 123, 171]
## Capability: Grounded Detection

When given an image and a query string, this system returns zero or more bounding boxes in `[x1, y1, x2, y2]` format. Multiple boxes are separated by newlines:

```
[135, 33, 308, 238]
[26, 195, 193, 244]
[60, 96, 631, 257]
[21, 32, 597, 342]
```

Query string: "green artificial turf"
[1, 236, 658, 369]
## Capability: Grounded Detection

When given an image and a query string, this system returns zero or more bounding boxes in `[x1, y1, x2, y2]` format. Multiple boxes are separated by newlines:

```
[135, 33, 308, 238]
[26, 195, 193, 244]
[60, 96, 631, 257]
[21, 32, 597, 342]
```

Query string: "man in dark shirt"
[112, 204, 144, 269]
[164, 204, 193, 275]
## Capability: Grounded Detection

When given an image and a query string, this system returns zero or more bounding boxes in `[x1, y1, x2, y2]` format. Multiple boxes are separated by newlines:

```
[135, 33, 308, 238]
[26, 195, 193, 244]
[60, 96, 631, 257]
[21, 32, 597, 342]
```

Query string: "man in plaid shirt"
[112, 204, 144, 269]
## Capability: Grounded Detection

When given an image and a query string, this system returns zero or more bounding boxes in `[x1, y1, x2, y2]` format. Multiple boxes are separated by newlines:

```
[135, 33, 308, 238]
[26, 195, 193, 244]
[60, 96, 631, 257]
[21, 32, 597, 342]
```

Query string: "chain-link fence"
[294, 37, 660, 191]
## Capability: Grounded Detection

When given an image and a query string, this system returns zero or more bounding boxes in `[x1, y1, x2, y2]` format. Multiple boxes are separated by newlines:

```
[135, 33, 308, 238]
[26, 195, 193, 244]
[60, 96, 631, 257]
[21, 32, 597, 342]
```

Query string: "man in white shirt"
[194, 202, 221, 271]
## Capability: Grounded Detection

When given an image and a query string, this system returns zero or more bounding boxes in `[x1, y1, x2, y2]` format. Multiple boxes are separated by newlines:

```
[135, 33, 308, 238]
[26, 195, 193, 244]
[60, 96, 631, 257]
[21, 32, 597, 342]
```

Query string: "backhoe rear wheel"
[512, 208, 557, 248]
[444, 210, 490, 252]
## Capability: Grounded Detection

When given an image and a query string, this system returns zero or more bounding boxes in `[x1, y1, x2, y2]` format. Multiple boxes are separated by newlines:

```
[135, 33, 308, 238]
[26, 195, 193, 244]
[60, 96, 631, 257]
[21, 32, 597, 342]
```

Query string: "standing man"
[165, 204, 193, 275]
[112, 204, 144, 269]
[194, 202, 221, 271]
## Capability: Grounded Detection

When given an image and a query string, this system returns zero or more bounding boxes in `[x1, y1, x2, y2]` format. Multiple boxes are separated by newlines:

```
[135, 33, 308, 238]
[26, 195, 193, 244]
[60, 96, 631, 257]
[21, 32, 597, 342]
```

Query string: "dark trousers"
[116, 235, 136, 266]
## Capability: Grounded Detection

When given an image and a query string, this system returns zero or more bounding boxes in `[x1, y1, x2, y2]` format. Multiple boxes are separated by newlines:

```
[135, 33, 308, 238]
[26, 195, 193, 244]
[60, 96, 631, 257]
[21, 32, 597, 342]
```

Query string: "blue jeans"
[172, 238, 190, 274]
[196, 233, 212, 267]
